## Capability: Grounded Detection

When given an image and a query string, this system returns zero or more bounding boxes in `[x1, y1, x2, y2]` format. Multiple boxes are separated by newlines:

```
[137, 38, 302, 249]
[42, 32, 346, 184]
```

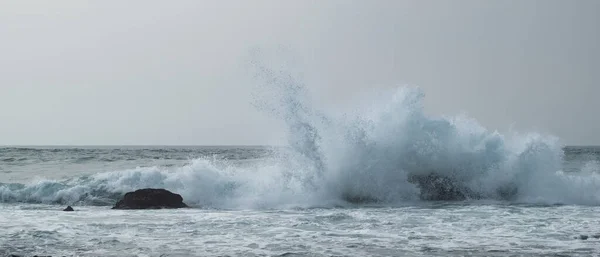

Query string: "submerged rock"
[63, 206, 74, 211]
[112, 188, 188, 209]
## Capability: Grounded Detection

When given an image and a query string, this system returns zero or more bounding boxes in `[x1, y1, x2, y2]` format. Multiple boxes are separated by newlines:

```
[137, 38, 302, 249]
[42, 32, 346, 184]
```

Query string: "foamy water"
[2, 203, 599, 256]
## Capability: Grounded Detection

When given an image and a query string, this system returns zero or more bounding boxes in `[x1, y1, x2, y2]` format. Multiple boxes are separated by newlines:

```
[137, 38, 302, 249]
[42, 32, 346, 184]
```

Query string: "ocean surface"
[1, 145, 599, 257]
[2, 70, 600, 256]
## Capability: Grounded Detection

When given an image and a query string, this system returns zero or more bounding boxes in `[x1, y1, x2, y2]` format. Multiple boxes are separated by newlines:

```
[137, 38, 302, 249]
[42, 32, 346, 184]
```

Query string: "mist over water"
[245, 55, 600, 206]
[1, 59, 600, 208]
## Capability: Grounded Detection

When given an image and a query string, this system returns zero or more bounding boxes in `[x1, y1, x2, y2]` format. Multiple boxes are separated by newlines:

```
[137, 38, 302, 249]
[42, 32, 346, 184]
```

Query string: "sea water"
[1, 145, 599, 256]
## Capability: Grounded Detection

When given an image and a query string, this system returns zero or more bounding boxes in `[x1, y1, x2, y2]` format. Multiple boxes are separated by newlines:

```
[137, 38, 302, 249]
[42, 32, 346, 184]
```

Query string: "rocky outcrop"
[63, 206, 74, 211]
[407, 173, 479, 201]
[112, 188, 188, 209]
[407, 172, 519, 201]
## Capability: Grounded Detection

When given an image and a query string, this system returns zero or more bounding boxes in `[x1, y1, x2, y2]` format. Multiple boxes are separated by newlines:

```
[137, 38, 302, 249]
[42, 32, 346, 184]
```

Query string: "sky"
[0, 0, 599, 146]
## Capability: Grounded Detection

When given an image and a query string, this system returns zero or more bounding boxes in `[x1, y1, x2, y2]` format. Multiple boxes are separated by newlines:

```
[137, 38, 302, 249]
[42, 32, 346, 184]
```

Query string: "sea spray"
[246, 55, 600, 205]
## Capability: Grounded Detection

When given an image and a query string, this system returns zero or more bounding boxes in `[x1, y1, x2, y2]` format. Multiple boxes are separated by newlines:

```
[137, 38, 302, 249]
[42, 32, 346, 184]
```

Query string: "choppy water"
[2, 200, 600, 257]
[2, 147, 599, 256]
[1, 201, 599, 257]
[2, 60, 600, 256]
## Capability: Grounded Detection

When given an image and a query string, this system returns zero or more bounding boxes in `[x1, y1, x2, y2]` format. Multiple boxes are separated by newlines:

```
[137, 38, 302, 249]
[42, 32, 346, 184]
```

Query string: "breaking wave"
[1, 58, 600, 208]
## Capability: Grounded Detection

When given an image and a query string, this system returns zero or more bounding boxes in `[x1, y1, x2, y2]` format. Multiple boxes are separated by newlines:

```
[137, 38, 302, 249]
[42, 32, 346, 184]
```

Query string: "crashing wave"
[1, 58, 600, 208]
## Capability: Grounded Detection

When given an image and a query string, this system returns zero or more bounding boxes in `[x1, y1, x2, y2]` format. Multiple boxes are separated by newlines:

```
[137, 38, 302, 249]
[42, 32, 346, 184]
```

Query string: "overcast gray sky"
[1, 0, 598, 146]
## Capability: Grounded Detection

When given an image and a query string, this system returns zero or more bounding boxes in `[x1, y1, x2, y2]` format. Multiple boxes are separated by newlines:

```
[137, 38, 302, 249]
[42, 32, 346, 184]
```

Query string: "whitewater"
[2, 66, 600, 256]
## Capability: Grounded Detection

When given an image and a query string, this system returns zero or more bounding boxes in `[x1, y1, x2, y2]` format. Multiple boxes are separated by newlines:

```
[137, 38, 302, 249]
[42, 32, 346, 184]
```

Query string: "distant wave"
[1, 60, 600, 208]
[0, 147, 273, 166]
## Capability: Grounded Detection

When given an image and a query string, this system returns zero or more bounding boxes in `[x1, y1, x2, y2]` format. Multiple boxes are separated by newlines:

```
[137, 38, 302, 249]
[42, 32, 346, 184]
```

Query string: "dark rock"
[579, 235, 589, 240]
[406, 172, 519, 201]
[593, 234, 600, 239]
[407, 173, 478, 201]
[63, 206, 74, 211]
[112, 188, 188, 209]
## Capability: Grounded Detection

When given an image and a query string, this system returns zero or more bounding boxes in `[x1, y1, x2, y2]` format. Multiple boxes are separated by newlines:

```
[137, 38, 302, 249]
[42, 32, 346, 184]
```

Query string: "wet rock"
[63, 206, 74, 211]
[593, 234, 600, 239]
[112, 188, 188, 209]
[407, 173, 478, 201]
[579, 235, 589, 240]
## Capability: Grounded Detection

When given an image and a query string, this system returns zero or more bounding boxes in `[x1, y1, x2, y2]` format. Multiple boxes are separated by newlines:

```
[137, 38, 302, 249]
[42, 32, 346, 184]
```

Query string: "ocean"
[1, 144, 599, 257]
[2, 84, 600, 256]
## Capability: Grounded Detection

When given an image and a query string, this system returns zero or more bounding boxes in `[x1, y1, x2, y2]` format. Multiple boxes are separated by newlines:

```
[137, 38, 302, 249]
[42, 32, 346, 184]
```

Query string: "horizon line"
[0, 144, 283, 147]
[1, 144, 597, 148]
